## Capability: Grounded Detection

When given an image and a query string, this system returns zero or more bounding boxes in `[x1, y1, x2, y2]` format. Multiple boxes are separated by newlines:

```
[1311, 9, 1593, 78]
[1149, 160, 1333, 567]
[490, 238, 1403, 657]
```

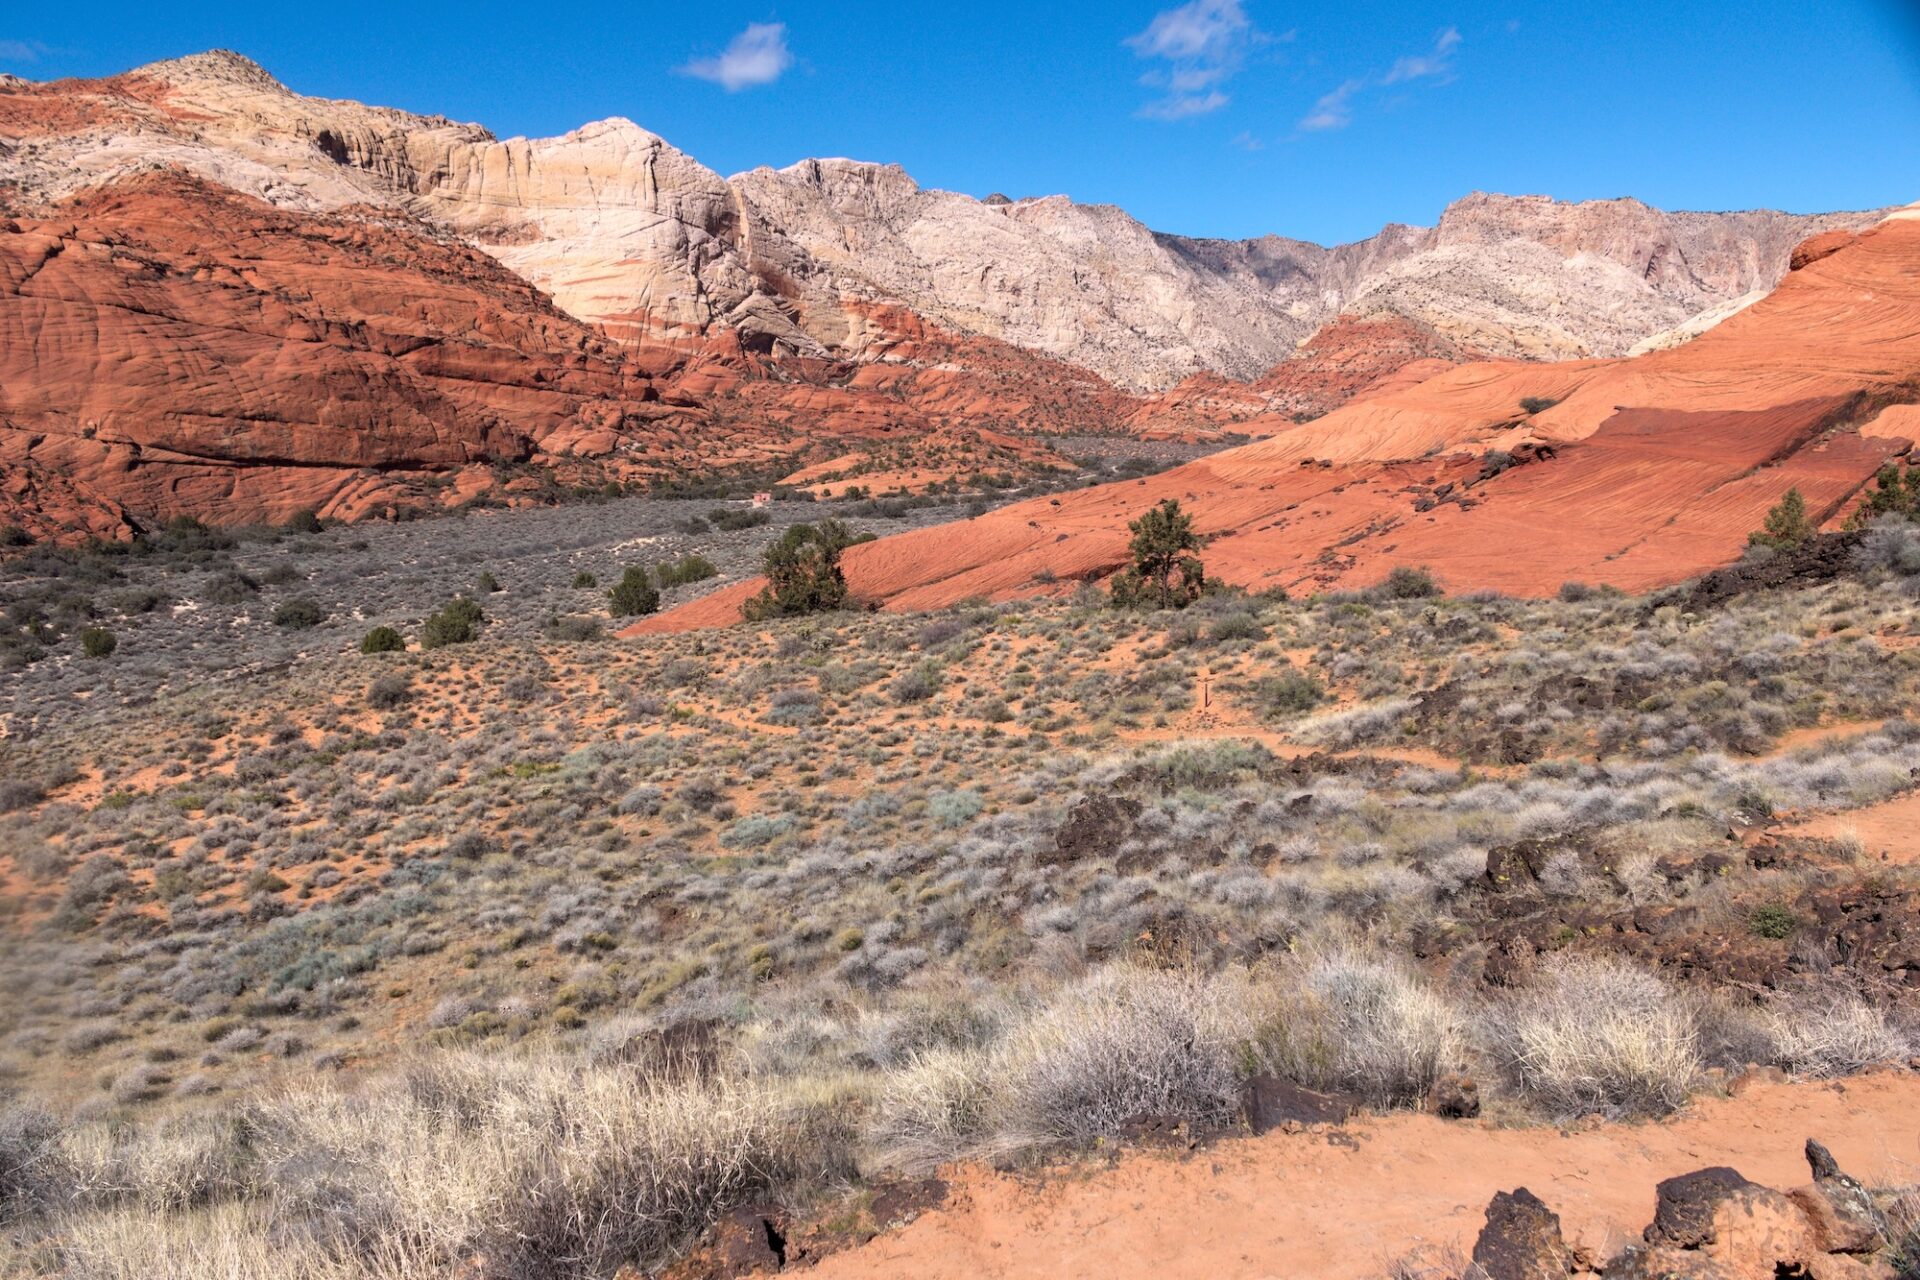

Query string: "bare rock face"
[0, 171, 713, 537]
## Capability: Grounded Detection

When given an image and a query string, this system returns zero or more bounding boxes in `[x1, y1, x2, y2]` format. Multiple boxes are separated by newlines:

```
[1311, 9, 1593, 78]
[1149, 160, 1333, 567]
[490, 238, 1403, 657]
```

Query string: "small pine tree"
[741, 521, 862, 621]
[1749, 487, 1815, 550]
[1109, 499, 1206, 610]
[80, 627, 116, 659]
[608, 567, 661, 618]
[421, 596, 484, 649]
[1847, 463, 1919, 529]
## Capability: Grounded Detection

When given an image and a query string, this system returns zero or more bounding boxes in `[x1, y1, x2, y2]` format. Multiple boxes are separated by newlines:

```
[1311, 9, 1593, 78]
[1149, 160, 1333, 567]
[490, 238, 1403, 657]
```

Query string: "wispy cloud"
[1382, 26, 1461, 84]
[0, 38, 48, 64]
[1297, 26, 1460, 132]
[1126, 0, 1266, 120]
[1298, 78, 1363, 132]
[679, 22, 793, 92]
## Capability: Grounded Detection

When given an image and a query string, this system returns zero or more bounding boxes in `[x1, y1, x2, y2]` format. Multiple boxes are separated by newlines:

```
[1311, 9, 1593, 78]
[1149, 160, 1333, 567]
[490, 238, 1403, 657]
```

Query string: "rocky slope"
[0, 173, 709, 539]
[638, 209, 1920, 624]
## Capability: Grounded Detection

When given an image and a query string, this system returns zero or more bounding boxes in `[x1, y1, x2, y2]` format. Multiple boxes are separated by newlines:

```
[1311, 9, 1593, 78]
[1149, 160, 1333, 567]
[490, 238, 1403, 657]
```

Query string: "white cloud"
[1296, 27, 1462, 132]
[1298, 79, 1362, 132]
[0, 39, 47, 64]
[1127, 0, 1249, 62]
[1141, 89, 1230, 120]
[680, 22, 793, 92]
[1382, 27, 1461, 84]
[1126, 0, 1261, 120]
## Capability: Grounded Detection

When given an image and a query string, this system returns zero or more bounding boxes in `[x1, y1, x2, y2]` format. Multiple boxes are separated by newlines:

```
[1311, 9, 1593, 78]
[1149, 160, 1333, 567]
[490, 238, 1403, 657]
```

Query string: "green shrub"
[476, 571, 502, 594]
[888, 663, 941, 704]
[742, 522, 864, 620]
[710, 507, 771, 532]
[571, 570, 598, 589]
[609, 568, 661, 619]
[1379, 566, 1440, 599]
[1849, 462, 1919, 528]
[283, 509, 324, 534]
[1748, 903, 1798, 940]
[1519, 396, 1560, 415]
[1261, 670, 1324, 714]
[421, 596, 484, 649]
[80, 626, 117, 659]
[545, 615, 604, 642]
[655, 554, 719, 589]
[1749, 488, 1814, 550]
[360, 626, 406, 654]
[272, 597, 326, 629]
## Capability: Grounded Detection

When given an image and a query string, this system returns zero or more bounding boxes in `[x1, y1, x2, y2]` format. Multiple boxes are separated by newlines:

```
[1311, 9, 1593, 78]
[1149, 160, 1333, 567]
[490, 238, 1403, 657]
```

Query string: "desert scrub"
[1488, 955, 1701, 1118]
[985, 965, 1248, 1148]
[272, 597, 326, 629]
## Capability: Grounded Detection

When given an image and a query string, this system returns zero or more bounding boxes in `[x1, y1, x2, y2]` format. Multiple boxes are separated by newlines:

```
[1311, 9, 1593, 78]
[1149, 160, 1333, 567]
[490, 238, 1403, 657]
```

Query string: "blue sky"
[5, 1, 1918, 244]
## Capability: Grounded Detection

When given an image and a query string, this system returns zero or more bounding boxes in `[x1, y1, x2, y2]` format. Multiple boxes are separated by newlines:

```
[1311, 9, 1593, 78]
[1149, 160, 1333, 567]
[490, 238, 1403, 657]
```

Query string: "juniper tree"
[1110, 499, 1206, 610]
[1749, 487, 1815, 550]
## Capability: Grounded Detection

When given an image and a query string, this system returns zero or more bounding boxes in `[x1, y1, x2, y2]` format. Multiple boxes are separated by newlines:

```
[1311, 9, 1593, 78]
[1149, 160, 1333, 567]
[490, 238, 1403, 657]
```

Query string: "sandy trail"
[811, 1072, 1920, 1280]
[1788, 789, 1920, 862]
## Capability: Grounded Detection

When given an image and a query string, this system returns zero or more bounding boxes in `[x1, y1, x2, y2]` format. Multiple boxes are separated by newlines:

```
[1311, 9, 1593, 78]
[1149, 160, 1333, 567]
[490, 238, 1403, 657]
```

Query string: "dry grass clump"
[1488, 954, 1702, 1119]
[253, 1052, 849, 1279]
[1759, 987, 1914, 1077]
[1274, 943, 1464, 1105]
[5, 1052, 851, 1280]
[987, 966, 1247, 1149]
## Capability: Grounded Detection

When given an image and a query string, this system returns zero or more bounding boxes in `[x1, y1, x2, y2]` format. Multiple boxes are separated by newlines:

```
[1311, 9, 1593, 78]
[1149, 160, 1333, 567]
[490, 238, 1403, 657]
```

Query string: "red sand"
[812, 1072, 1920, 1280]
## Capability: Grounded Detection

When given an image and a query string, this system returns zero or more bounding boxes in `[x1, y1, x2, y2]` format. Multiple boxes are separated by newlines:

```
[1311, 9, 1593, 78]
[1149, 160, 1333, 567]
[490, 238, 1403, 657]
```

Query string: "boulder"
[1472, 1187, 1577, 1280]
[1239, 1076, 1357, 1134]
[711, 1207, 786, 1275]
[1425, 1073, 1482, 1119]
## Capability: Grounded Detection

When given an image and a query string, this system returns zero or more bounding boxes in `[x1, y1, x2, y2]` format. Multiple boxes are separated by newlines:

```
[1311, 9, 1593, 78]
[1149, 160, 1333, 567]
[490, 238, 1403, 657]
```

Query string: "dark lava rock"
[1471, 1187, 1576, 1280]
[1240, 1076, 1357, 1134]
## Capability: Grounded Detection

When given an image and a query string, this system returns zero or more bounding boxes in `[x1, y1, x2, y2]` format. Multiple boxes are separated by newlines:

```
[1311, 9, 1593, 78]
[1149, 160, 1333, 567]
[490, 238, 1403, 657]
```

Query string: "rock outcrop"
[0, 172, 706, 537]
[1468, 1140, 1905, 1279]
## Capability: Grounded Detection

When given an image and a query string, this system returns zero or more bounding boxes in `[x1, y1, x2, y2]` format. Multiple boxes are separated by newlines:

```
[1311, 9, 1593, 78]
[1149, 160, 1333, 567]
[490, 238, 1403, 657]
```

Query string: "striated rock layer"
[636, 215, 1920, 627]
[0, 173, 708, 538]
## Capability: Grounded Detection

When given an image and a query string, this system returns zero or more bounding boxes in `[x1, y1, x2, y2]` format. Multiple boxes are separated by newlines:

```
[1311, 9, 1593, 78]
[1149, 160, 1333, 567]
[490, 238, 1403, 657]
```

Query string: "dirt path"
[811, 1072, 1920, 1280]
[1787, 789, 1920, 862]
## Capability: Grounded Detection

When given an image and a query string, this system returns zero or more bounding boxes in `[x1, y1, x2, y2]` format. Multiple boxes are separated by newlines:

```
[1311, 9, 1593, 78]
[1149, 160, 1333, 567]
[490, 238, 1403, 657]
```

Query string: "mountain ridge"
[0, 51, 1886, 389]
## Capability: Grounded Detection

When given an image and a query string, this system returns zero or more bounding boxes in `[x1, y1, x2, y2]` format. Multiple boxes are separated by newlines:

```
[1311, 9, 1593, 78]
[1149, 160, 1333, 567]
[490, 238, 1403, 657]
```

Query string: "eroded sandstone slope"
[637, 213, 1920, 626]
